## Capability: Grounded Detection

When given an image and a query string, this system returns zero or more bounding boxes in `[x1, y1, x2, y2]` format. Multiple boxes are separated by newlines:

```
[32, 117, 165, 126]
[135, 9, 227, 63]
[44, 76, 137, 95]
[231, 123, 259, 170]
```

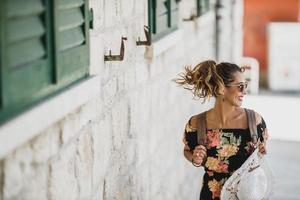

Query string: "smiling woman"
[172, 60, 270, 200]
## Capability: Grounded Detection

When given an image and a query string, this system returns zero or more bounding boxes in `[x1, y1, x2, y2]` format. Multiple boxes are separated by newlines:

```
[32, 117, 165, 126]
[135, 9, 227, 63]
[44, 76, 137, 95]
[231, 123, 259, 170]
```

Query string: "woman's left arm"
[255, 112, 269, 155]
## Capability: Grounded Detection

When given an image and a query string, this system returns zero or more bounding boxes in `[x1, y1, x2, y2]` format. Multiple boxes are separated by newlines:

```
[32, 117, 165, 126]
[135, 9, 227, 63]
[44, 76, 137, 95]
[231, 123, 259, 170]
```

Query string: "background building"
[243, 0, 300, 88]
[6, 0, 300, 199]
[0, 0, 245, 199]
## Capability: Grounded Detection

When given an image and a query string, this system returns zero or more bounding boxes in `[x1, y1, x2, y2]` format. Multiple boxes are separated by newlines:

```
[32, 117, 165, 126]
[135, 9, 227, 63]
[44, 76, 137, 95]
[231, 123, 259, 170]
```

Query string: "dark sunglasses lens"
[238, 83, 247, 92]
[238, 85, 243, 92]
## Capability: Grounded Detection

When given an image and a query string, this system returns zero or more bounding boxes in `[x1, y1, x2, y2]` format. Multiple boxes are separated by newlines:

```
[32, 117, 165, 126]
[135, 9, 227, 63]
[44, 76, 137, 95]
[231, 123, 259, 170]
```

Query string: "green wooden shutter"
[0, 0, 90, 123]
[1, 0, 52, 110]
[204, 0, 210, 12]
[155, 0, 170, 35]
[0, 1, 3, 109]
[196, 0, 201, 16]
[198, 0, 210, 15]
[170, 0, 179, 28]
[148, 0, 156, 34]
[54, 0, 89, 86]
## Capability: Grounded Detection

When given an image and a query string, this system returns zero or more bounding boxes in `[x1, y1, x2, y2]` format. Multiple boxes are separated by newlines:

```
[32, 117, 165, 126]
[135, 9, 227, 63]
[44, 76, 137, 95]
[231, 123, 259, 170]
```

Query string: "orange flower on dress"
[206, 130, 221, 149]
[208, 179, 221, 199]
[205, 157, 219, 171]
[217, 144, 239, 158]
[205, 157, 228, 173]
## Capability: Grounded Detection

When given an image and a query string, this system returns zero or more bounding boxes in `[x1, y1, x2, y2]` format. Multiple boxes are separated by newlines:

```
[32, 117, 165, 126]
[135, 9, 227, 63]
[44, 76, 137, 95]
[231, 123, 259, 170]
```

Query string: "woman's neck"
[210, 98, 239, 125]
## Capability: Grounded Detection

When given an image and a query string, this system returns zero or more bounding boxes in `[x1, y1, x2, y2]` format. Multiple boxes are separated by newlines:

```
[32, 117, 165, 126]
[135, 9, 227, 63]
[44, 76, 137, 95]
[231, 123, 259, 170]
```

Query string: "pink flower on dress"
[207, 171, 214, 177]
[206, 130, 221, 149]
[212, 190, 221, 199]
[218, 162, 228, 173]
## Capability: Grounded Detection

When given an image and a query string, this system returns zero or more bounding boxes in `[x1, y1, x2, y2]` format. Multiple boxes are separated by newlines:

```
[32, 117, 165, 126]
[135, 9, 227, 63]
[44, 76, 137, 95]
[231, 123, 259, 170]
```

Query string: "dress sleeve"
[183, 117, 198, 151]
[257, 117, 268, 142]
[182, 124, 190, 151]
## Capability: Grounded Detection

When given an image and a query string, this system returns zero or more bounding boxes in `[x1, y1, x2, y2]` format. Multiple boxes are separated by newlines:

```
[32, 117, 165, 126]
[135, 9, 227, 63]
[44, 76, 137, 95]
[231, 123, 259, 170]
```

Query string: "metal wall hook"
[104, 37, 127, 61]
[183, 14, 198, 22]
[136, 26, 151, 46]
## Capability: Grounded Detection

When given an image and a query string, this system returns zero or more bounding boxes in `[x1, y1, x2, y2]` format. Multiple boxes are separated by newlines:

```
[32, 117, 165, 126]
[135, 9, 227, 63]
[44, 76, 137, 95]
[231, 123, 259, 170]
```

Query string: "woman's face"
[224, 72, 247, 107]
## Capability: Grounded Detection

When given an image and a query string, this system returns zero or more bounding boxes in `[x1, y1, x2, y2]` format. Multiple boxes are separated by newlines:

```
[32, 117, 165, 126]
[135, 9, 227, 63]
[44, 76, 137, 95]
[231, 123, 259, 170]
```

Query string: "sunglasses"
[226, 82, 248, 92]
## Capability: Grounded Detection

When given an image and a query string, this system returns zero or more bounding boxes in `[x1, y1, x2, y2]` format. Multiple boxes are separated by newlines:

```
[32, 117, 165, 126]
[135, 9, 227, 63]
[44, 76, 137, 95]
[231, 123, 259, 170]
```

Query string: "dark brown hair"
[172, 60, 243, 101]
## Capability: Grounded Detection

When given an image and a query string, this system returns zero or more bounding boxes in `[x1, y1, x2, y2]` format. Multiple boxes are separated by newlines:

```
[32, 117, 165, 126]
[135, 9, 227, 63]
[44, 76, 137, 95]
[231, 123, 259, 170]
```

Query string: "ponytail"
[172, 60, 225, 101]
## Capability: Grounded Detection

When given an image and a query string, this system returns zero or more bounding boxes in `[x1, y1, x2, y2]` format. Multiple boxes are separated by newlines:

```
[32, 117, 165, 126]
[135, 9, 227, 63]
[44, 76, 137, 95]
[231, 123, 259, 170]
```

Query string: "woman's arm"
[182, 123, 194, 162]
[255, 112, 269, 155]
[183, 146, 193, 162]
[182, 116, 207, 166]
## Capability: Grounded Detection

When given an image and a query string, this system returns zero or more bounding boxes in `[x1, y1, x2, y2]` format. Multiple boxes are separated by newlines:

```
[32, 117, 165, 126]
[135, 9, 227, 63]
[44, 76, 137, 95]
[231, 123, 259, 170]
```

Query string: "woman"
[173, 60, 269, 200]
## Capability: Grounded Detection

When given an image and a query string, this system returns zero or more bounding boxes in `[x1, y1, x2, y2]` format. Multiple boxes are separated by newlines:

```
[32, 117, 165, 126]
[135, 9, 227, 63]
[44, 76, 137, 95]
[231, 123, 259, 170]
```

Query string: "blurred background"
[0, 0, 299, 199]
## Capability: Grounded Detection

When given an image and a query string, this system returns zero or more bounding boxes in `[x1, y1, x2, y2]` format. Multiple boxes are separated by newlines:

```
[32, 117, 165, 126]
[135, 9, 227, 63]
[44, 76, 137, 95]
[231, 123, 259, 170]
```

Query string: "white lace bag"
[220, 148, 275, 200]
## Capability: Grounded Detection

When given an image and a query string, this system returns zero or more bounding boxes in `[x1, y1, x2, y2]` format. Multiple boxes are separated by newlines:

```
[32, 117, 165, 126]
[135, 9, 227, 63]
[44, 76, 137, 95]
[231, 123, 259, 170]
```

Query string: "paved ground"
[267, 139, 300, 199]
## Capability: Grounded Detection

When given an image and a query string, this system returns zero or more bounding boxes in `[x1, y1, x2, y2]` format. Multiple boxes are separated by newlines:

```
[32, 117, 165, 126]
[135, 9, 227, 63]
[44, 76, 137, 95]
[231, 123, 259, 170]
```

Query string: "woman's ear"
[220, 89, 225, 95]
[219, 85, 225, 95]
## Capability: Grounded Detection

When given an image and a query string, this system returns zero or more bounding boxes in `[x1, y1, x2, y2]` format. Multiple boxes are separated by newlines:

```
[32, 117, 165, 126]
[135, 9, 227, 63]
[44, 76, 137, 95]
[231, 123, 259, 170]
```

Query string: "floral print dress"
[184, 117, 267, 200]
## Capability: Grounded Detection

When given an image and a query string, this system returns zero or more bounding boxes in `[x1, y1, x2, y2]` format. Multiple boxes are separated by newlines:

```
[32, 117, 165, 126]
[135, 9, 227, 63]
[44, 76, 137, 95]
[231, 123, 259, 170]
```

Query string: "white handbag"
[220, 148, 275, 200]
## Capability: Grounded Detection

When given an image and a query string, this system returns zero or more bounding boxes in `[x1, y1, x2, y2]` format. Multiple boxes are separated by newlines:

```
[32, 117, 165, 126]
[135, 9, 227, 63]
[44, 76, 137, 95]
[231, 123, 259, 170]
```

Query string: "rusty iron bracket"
[104, 37, 127, 61]
[183, 14, 198, 22]
[136, 26, 151, 46]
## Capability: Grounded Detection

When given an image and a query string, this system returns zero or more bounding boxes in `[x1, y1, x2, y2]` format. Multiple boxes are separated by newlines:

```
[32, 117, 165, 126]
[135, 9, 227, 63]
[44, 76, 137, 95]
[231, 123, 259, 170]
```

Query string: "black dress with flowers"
[184, 117, 267, 200]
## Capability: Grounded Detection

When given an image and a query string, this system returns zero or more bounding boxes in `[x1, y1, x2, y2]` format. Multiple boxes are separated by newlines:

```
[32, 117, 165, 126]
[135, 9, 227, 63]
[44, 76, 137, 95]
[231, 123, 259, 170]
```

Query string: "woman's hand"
[258, 142, 267, 155]
[192, 145, 207, 166]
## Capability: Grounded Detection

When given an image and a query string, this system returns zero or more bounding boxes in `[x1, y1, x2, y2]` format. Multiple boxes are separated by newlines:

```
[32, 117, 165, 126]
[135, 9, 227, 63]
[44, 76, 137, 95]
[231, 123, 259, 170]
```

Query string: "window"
[0, 0, 90, 123]
[148, 0, 180, 41]
[196, 0, 211, 16]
